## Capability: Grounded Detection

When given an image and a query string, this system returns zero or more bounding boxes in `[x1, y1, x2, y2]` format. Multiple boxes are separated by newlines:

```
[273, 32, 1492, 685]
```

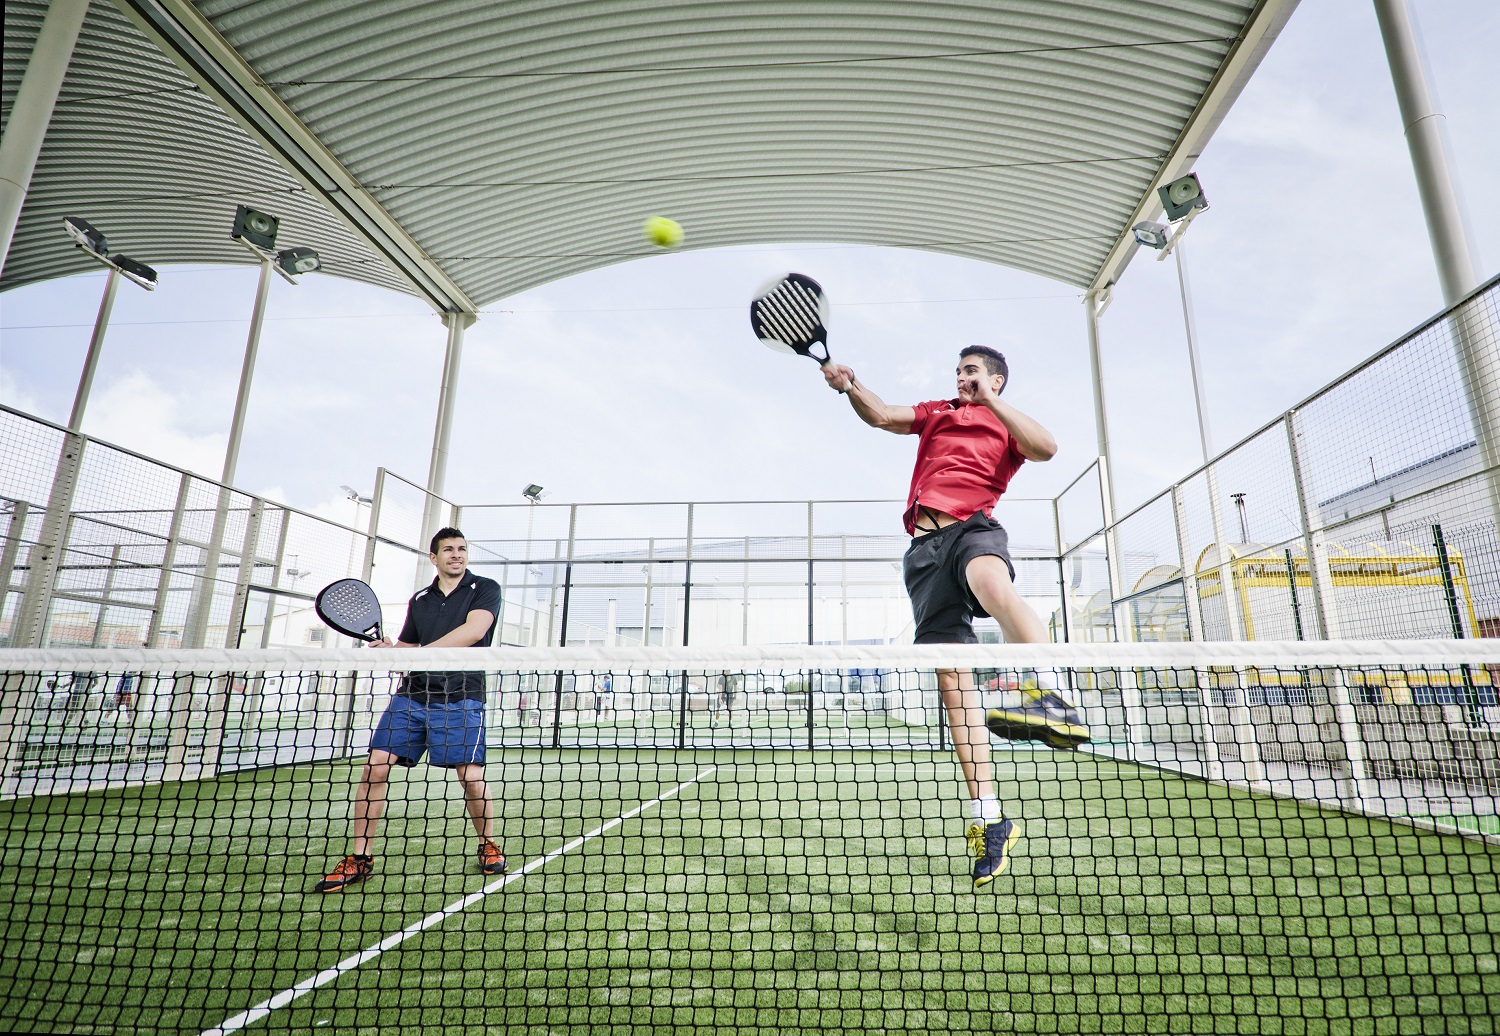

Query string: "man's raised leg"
[967, 554, 1090, 750]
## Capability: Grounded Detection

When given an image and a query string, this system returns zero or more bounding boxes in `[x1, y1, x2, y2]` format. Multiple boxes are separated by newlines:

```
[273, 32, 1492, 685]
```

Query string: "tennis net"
[3, 641, 1498, 1034]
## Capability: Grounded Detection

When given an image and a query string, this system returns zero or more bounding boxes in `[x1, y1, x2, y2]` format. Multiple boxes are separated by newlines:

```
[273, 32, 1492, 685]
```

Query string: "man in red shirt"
[823, 345, 1090, 887]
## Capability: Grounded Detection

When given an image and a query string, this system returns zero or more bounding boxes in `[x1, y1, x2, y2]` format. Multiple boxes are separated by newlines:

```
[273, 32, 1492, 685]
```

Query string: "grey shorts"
[902, 511, 1016, 644]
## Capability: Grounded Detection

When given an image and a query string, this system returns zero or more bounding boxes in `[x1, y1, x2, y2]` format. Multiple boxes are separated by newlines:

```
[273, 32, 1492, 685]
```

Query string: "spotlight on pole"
[1131, 221, 1170, 250]
[1158, 173, 1208, 222]
[276, 246, 321, 276]
[522, 484, 546, 503]
[63, 216, 108, 256]
[231, 204, 280, 250]
[111, 255, 158, 290]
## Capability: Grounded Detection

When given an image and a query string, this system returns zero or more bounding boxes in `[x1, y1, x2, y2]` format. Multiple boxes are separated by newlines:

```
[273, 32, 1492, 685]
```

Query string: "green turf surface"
[3, 748, 1498, 1035]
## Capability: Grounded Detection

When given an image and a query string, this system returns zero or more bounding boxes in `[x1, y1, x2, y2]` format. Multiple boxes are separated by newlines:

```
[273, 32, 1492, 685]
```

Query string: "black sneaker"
[314, 854, 374, 893]
[969, 818, 1021, 887]
[986, 691, 1091, 750]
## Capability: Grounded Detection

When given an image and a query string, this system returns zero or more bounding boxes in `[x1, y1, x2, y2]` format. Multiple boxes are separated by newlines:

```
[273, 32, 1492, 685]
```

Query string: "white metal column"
[420, 312, 475, 550]
[184, 258, 274, 646]
[70, 268, 122, 431]
[1176, 237, 1245, 641]
[1374, 0, 1480, 305]
[0, 0, 89, 276]
[1083, 292, 1117, 519]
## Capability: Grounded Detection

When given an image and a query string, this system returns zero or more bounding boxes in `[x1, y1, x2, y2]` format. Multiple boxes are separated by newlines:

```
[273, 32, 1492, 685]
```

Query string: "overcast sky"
[2, 1, 1497, 545]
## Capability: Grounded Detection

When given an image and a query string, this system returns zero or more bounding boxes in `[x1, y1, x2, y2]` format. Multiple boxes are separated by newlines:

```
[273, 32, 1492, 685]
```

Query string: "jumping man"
[822, 346, 1091, 887]
[314, 527, 506, 892]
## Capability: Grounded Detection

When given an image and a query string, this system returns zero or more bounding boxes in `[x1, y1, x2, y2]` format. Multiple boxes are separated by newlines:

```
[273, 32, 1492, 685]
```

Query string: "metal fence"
[3, 272, 1499, 652]
[1060, 271, 1500, 646]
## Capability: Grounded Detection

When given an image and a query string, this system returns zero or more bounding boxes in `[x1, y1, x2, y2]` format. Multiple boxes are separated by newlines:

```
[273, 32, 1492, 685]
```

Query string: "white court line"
[200, 766, 718, 1036]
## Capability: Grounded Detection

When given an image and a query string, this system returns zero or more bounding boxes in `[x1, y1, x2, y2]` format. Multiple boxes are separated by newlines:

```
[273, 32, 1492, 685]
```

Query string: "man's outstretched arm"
[823, 364, 916, 434]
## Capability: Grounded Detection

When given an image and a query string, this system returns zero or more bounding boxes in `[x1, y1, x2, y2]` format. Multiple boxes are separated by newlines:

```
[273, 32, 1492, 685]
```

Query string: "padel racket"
[751, 272, 845, 391]
[315, 578, 384, 643]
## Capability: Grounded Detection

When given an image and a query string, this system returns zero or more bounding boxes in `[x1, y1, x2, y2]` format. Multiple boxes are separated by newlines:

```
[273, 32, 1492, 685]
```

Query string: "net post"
[1225, 666, 1266, 787]
[1327, 665, 1375, 810]
[198, 672, 234, 778]
[161, 671, 203, 783]
[147, 471, 191, 648]
[1192, 664, 1225, 784]
[806, 667, 816, 750]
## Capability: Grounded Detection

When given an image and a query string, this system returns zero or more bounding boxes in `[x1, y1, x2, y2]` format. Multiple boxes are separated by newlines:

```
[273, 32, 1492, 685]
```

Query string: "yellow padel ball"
[642, 216, 684, 248]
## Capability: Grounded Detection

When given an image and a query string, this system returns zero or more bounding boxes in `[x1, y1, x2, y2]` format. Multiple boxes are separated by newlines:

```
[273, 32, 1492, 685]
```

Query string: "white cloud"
[84, 369, 227, 479]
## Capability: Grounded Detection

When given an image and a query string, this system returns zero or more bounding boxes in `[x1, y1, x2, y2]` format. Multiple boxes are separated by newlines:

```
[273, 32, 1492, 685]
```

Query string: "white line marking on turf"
[199, 766, 717, 1036]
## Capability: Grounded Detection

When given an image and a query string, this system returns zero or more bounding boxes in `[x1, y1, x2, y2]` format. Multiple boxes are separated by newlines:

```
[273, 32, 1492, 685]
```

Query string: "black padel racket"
[315, 578, 384, 643]
[751, 273, 845, 391]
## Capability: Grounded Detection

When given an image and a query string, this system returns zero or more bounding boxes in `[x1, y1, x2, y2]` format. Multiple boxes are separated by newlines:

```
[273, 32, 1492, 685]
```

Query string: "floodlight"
[232, 204, 280, 250]
[1158, 173, 1208, 222]
[63, 216, 107, 255]
[277, 246, 321, 276]
[1132, 221, 1170, 250]
[522, 484, 546, 503]
[111, 255, 158, 290]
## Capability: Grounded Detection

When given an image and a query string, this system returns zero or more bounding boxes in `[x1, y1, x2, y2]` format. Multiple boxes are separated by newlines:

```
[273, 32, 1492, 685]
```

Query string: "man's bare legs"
[966, 554, 1047, 644]
[454, 762, 494, 844]
[350, 749, 399, 857]
[349, 751, 494, 857]
[938, 668, 991, 801]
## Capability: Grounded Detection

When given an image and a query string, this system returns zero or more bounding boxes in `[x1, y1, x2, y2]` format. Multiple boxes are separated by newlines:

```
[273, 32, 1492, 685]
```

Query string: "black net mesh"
[2, 644, 1497, 1034]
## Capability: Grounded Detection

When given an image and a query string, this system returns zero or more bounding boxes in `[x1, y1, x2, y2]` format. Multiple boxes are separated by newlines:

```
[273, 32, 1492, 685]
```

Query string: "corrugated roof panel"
[4, 0, 1272, 304]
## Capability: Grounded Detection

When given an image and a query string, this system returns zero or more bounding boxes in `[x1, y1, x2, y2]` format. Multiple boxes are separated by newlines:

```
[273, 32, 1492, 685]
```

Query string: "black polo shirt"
[396, 572, 502, 702]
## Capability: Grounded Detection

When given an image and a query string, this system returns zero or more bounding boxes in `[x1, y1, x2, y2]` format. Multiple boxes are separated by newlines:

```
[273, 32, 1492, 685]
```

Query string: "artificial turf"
[2, 746, 1497, 1035]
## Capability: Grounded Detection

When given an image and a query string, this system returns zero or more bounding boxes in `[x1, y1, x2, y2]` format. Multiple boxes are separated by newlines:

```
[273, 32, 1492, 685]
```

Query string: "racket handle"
[819, 359, 849, 394]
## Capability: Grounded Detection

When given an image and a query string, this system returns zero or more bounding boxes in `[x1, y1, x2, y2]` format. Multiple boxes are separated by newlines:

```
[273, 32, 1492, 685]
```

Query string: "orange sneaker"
[477, 839, 508, 875]
[314, 854, 374, 893]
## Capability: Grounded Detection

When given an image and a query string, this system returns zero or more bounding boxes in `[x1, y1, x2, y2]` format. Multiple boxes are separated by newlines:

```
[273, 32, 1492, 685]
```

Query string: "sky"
[2, 1, 1497, 547]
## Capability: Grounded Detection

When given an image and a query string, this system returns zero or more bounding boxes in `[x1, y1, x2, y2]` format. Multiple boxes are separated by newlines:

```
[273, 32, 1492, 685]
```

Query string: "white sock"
[972, 796, 1002, 825]
[1037, 669, 1059, 692]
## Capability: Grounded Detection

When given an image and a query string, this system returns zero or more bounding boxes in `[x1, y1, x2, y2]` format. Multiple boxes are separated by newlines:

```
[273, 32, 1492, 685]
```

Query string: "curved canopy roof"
[2, 0, 1296, 313]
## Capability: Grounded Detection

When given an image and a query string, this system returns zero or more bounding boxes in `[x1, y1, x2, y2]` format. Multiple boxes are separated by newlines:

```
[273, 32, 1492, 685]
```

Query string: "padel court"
[6, 744, 1496, 1035]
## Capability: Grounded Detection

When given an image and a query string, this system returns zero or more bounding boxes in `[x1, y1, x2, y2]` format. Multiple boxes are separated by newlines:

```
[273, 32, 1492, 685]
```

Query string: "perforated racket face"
[315, 578, 383, 642]
[750, 273, 831, 364]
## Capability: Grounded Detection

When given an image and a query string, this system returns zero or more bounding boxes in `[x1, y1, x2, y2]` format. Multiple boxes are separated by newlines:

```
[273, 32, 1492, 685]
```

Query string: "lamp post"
[183, 205, 323, 647]
[12, 218, 159, 647]
[1132, 175, 1245, 639]
[520, 484, 545, 643]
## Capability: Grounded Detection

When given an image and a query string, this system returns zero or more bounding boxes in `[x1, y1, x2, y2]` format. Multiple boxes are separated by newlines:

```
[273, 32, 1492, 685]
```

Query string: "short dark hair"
[429, 527, 466, 554]
[959, 345, 1008, 390]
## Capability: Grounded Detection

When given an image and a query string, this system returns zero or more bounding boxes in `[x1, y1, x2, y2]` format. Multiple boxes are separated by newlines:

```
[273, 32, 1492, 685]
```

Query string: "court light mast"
[1133, 173, 1245, 639]
[12, 217, 160, 647]
[183, 205, 323, 648]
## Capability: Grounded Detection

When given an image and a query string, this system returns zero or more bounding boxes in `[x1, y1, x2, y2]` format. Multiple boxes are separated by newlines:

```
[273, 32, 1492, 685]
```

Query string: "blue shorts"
[369, 695, 486, 768]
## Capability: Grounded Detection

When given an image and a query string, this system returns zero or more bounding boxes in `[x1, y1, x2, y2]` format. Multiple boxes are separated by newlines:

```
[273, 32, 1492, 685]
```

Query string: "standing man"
[315, 527, 506, 892]
[822, 346, 1090, 887]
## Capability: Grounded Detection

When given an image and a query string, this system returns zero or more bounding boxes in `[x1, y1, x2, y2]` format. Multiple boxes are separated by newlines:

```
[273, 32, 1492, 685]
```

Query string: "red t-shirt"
[903, 399, 1026, 535]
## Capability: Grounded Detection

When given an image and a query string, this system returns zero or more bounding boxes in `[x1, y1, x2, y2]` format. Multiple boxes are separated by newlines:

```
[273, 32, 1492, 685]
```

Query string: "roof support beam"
[1088, 0, 1301, 296]
[113, 0, 478, 318]
[0, 0, 89, 281]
